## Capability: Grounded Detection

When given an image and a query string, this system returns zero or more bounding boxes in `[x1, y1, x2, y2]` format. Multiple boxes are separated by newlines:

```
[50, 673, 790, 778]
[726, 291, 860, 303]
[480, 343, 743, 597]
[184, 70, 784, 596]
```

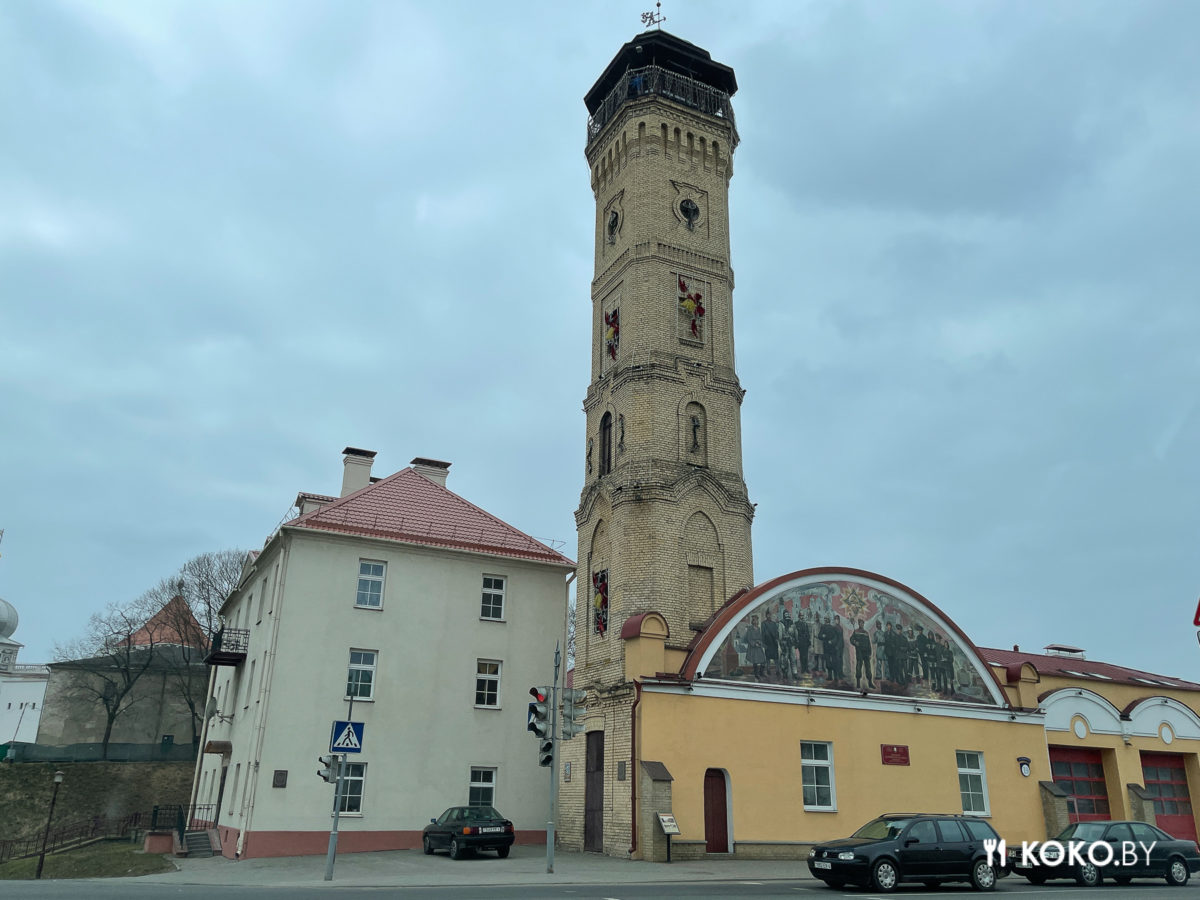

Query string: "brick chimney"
[411, 457, 451, 487]
[341, 447, 377, 497]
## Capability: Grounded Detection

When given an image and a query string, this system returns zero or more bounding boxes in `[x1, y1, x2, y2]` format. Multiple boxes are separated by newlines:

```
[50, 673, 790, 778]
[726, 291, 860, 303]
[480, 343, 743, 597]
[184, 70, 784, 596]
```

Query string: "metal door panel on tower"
[585, 730, 604, 852]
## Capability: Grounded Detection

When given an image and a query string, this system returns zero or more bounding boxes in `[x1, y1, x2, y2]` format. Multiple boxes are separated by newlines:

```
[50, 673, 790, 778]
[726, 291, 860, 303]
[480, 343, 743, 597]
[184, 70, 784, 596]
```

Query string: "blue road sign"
[330, 720, 365, 753]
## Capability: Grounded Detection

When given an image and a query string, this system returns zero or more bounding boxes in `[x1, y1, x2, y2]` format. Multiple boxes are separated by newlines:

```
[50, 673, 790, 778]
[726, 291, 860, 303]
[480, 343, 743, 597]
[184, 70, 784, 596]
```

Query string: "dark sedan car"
[422, 805, 515, 859]
[1011, 820, 1200, 886]
[807, 813, 1004, 891]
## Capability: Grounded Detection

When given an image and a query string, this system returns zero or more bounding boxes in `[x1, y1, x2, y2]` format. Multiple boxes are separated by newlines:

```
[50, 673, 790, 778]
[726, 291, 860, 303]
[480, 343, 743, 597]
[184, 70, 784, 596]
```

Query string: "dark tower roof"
[584, 30, 737, 115]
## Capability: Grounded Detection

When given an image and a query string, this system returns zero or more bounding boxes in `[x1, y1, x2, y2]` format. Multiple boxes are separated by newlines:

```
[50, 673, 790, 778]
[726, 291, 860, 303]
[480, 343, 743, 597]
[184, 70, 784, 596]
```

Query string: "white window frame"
[957, 750, 990, 815]
[801, 740, 836, 811]
[347, 649, 377, 701]
[475, 659, 501, 708]
[469, 767, 496, 807]
[338, 762, 366, 814]
[480, 575, 506, 621]
[356, 560, 386, 608]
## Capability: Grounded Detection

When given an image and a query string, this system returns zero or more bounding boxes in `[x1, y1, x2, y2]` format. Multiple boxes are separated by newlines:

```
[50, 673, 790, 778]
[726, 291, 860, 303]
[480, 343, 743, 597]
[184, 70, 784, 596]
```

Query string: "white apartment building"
[191, 449, 574, 858]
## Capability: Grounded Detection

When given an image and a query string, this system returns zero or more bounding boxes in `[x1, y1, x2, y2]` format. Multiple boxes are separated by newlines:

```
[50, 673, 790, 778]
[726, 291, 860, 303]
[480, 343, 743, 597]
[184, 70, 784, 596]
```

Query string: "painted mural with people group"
[702, 579, 995, 703]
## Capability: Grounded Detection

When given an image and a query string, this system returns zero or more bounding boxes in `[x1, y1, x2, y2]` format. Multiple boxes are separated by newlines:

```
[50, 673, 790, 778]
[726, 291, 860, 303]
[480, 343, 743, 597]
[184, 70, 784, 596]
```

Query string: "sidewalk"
[133, 845, 816, 888]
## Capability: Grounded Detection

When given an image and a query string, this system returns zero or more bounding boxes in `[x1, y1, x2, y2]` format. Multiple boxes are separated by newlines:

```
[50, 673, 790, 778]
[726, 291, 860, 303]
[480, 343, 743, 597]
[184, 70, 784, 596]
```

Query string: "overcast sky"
[2, 1, 1196, 681]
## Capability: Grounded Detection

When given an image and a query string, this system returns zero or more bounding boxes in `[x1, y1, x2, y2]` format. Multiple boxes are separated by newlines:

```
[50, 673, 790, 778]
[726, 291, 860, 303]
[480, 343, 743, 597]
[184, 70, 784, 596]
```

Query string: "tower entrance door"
[585, 730, 604, 851]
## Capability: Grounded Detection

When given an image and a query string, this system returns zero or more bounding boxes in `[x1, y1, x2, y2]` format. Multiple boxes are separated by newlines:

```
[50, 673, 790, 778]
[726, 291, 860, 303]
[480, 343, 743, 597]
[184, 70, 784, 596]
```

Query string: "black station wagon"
[807, 813, 1005, 891]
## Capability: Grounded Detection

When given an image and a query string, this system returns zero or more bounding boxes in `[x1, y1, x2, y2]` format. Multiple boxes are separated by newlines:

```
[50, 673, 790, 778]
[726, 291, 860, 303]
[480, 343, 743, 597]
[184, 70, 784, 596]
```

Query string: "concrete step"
[183, 831, 213, 858]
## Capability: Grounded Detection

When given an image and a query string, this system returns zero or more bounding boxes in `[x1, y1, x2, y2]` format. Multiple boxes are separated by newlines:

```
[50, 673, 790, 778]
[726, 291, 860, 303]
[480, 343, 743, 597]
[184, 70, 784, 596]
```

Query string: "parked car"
[1011, 820, 1200, 887]
[807, 813, 1005, 891]
[422, 806, 515, 859]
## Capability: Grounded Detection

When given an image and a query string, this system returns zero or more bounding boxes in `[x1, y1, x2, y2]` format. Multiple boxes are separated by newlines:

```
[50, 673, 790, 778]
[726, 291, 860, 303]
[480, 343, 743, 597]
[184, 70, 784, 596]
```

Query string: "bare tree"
[50, 549, 246, 756]
[52, 595, 162, 759]
[177, 549, 246, 637]
[131, 549, 246, 745]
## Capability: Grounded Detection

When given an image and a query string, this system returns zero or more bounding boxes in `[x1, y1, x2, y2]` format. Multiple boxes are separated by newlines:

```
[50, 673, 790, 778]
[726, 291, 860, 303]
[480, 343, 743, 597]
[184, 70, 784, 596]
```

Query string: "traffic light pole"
[547, 643, 560, 875]
[324, 693, 354, 881]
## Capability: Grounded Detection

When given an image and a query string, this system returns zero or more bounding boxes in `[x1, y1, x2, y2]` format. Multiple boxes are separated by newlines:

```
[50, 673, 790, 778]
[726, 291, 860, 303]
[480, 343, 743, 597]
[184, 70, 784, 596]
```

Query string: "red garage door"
[1141, 752, 1197, 842]
[1050, 747, 1111, 822]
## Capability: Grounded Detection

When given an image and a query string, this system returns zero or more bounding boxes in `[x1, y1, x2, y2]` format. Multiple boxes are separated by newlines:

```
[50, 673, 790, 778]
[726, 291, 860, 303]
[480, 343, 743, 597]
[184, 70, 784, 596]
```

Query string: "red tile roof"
[979, 646, 1200, 692]
[129, 595, 209, 649]
[286, 467, 575, 566]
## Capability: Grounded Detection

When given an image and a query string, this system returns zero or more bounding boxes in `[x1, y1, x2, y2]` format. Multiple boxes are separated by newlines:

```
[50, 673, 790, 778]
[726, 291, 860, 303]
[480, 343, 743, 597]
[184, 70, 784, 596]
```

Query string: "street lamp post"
[35, 770, 65, 879]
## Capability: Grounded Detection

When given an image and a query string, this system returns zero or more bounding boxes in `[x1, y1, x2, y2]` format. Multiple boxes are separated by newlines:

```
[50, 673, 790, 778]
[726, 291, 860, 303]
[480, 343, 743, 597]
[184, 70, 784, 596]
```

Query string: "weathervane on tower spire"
[641, 2, 666, 30]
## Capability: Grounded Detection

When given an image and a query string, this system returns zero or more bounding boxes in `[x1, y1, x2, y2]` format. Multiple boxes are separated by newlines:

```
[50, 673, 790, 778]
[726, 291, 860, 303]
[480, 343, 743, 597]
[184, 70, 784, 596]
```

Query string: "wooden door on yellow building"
[704, 768, 728, 853]
[1141, 752, 1196, 842]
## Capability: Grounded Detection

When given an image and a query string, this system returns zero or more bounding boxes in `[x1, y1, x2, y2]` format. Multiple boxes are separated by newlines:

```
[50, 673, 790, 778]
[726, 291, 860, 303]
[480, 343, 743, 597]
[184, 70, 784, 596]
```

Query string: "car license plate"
[479, 826, 503, 833]
[814, 861, 832, 870]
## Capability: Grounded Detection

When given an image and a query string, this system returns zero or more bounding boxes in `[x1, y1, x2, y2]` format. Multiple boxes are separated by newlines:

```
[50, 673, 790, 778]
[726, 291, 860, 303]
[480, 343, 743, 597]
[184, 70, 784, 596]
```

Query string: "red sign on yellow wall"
[881, 744, 910, 765]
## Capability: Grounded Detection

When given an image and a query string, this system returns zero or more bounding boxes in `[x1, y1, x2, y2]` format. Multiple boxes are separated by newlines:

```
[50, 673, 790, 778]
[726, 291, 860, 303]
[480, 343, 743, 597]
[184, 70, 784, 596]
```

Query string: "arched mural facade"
[694, 570, 1005, 706]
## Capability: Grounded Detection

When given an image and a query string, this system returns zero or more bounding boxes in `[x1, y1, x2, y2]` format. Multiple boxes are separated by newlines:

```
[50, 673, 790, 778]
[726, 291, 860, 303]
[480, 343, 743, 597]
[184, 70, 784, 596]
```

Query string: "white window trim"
[346, 649, 378, 702]
[801, 740, 837, 812]
[469, 766, 497, 807]
[475, 659, 502, 709]
[957, 749, 991, 816]
[335, 761, 366, 816]
[355, 560, 386, 609]
[480, 574, 507, 622]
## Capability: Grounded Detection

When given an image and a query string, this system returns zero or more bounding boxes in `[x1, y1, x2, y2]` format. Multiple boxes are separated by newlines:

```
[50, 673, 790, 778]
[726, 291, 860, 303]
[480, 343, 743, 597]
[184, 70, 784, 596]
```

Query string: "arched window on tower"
[599, 412, 613, 476]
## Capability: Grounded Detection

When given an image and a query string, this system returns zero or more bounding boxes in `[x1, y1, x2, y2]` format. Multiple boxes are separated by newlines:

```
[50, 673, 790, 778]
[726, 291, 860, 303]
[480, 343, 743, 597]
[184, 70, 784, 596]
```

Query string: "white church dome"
[0, 596, 17, 639]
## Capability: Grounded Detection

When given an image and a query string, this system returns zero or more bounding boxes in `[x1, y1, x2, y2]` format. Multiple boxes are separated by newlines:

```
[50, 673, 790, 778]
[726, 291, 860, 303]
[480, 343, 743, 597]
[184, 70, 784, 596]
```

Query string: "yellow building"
[617, 567, 1200, 860]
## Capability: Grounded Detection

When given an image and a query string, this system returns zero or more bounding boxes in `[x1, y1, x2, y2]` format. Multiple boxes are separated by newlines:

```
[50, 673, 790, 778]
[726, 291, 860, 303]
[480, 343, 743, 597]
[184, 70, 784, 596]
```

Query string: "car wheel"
[872, 859, 899, 892]
[449, 837, 463, 860]
[1025, 873, 1046, 885]
[422, 835, 433, 855]
[497, 846, 510, 859]
[1075, 861, 1101, 887]
[971, 859, 997, 891]
[1166, 856, 1189, 886]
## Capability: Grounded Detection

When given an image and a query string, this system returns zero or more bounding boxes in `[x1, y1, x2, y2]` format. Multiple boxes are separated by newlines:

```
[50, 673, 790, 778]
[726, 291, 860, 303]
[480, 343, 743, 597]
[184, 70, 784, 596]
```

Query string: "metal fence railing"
[3, 741, 198, 763]
[149, 804, 215, 842]
[586, 64, 738, 148]
[0, 810, 151, 864]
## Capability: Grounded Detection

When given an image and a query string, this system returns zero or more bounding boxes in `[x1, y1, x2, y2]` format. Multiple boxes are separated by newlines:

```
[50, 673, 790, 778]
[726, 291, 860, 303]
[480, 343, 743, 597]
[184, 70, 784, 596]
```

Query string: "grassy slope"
[0, 840, 177, 880]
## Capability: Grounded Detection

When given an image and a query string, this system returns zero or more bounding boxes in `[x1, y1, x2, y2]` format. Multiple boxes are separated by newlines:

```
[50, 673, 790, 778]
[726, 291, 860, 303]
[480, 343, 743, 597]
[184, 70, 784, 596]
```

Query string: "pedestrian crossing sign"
[330, 720, 364, 753]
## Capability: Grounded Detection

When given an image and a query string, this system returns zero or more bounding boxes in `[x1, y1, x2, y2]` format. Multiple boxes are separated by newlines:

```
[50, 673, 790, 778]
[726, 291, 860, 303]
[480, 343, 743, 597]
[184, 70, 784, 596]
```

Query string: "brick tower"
[560, 30, 754, 856]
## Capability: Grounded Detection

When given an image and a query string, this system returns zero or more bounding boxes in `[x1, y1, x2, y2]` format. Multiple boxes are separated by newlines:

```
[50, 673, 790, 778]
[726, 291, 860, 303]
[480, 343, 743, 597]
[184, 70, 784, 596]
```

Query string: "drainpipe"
[629, 678, 642, 856]
[188, 664, 219, 810]
[236, 534, 290, 860]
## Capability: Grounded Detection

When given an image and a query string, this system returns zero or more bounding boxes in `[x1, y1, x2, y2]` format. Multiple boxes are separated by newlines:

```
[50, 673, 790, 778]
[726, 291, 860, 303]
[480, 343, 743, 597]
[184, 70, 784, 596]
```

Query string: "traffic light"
[561, 688, 588, 740]
[317, 754, 338, 783]
[538, 738, 554, 767]
[527, 686, 551, 738]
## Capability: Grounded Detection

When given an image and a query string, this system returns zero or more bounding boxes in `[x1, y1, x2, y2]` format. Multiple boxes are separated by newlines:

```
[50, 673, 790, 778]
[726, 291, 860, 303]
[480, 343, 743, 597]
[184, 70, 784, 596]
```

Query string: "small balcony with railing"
[203, 627, 249, 666]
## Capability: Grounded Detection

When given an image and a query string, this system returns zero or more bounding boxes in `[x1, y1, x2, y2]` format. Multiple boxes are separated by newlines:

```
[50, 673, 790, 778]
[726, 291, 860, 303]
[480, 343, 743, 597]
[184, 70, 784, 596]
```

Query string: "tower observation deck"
[584, 30, 739, 148]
